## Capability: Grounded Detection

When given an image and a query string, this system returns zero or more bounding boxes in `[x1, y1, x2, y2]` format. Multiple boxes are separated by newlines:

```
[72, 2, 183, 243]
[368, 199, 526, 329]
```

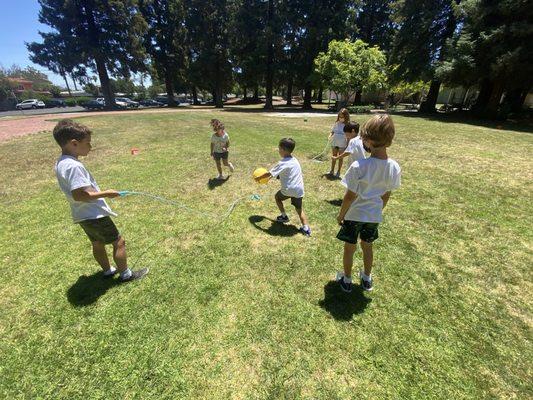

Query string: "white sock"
[103, 266, 116, 276]
[281, 212, 287, 217]
[302, 224, 309, 230]
[361, 271, 372, 282]
[344, 275, 352, 283]
[120, 268, 132, 280]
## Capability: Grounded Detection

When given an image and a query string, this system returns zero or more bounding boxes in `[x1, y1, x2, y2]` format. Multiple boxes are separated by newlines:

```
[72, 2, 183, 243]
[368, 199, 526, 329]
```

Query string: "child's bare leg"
[295, 207, 308, 226]
[336, 155, 344, 175]
[343, 242, 357, 278]
[112, 236, 128, 273]
[92, 241, 111, 271]
[330, 148, 338, 173]
[222, 158, 234, 172]
[275, 194, 286, 214]
[360, 240, 373, 276]
[215, 159, 222, 175]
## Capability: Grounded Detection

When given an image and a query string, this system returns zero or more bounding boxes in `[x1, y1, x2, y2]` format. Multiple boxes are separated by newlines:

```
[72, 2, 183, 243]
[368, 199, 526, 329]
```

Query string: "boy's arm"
[71, 187, 119, 202]
[224, 139, 230, 151]
[210, 142, 214, 156]
[381, 191, 391, 209]
[254, 172, 272, 182]
[337, 190, 357, 224]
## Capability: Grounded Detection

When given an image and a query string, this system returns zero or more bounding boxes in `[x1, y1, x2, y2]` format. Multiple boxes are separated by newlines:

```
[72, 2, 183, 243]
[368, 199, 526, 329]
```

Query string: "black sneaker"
[120, 267, 149, 283]
[300, 226, 311, 237]
[276, 215, 289, 223]
[360, 272, 373, 291]
[335, 272, 353, 293]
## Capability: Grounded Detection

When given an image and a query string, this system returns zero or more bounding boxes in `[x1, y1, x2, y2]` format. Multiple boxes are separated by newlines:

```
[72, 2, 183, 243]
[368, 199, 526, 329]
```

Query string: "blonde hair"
[336, 108, 350, 123]
[361, 114, 395, 147]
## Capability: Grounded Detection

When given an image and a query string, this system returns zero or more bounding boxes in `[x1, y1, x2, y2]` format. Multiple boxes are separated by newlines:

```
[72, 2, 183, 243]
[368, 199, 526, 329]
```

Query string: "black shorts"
[79, 216, 120, 244]
[337, 220, 379, 244]
[275, 190, 303, 209]
[213, 151, 228, 160]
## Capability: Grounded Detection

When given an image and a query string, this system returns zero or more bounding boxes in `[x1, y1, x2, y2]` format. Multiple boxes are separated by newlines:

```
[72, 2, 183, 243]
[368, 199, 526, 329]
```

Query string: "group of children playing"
[53, 108, 400, 293]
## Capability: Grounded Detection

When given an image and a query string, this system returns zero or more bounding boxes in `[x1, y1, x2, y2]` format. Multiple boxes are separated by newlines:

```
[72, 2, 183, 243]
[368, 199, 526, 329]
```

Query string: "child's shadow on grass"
[208, 176, 230, 190]
[248, 215, 300, 237]
[318, 281, 371, 321]
[325, 199, 343, 207]
[321, 173, 341, 181]
[67, 272, 121, 307]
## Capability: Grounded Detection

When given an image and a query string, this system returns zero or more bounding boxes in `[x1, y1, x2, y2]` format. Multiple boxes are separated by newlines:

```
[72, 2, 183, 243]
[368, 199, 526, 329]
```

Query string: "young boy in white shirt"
[254, 138, 311, 236]
[335, 115, 401, 292]
[332, 121, 366, 168]
[53, 119, 148, 282]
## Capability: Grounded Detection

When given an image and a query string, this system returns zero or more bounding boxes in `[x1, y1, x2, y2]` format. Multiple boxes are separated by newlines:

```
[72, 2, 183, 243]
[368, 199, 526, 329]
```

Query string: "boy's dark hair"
[279, 137, 296, 153]
[343, 122, 360, 134]
[53, 119, 92, 147]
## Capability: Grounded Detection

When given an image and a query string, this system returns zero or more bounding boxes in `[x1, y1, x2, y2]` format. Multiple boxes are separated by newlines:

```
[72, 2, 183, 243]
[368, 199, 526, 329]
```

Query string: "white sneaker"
[217, 174, 224, 180]
[228, 162, 235, 173]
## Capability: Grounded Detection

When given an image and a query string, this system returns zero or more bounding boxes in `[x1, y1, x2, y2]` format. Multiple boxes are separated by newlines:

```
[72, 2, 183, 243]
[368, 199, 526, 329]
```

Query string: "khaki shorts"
[79, 217, 120, 244]
[275, 190, 303, 209]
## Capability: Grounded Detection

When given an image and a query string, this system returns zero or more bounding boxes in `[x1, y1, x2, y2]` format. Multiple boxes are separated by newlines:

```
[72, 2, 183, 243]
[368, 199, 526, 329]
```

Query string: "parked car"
[116, 97, 139, 108]
[44, 99, 66, 108]
[155, 96, 179, 105]
[82, 100, 105, 110]
[16, 99, 46, 110]
[139, 99, 164, 107]
[95, 97, 129, 110]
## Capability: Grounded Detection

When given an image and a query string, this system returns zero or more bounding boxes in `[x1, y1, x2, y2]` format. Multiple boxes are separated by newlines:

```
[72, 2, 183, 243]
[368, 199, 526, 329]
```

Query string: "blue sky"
[0, 1, 70, 87]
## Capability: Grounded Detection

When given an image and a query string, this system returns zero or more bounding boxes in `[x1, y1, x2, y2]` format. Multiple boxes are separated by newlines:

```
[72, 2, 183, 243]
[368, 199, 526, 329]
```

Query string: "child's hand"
[210, 152, 214, 158]
[336, 214, 344, 225]
[331, 155, 338, 160]
[222, 147, 227, 152]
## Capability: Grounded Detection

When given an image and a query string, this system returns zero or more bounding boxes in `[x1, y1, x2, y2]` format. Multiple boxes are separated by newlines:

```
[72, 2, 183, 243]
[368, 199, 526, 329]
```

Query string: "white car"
[96, 97, 129, 109]
[16, 99, 46, 110]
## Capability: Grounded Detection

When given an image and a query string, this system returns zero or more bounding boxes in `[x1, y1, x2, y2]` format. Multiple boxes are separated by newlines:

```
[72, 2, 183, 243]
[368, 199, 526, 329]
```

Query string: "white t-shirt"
[211, 132, 229, 153]
[55, 155, 117, 223]
[341, 157, 401, 223]
[345, 137, 366, 165]
[331, 122, 347, 148]
[269, 156, 304, 198]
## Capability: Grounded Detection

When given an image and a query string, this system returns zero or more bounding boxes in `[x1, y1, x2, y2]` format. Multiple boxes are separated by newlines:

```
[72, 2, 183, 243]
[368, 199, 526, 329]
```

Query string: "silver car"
[16, 99, 46, 109]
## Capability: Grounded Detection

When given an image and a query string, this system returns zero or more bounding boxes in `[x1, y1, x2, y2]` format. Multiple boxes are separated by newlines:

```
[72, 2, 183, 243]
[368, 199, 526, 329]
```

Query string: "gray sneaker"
[120, 267, 149, 283]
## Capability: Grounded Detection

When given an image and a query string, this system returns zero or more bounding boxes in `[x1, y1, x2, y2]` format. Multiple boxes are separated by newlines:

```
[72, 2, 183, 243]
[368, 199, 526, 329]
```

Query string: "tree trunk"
[317, 86, 323, 104]
[419, 80, 441, 113]
[353, 90, 362, 105]
[472, 78, 493, 116]
[303, 81, 312, 109]
[286, 77, 293, 106]
[505, 87, 529, 112]
[486, 78, 505, 116]
[253, 85, 259, 101]
[71, 75, 78, 91]
[243, 87, 247, 100]
[81, 0, 115, 109]
[62, 73, 71, 97]
[192, 86, 199, 105]
[94, 54, 114, 109]
[264, 0, 274, 110]
[164, 67, 177, 107]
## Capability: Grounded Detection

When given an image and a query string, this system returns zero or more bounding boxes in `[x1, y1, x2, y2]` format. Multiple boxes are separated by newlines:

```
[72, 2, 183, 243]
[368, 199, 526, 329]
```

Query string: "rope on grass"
[310, 137, 332, 163]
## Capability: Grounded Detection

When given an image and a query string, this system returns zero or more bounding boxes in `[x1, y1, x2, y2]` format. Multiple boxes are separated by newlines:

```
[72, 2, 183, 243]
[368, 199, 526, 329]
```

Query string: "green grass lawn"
[0, 109, 532, 399]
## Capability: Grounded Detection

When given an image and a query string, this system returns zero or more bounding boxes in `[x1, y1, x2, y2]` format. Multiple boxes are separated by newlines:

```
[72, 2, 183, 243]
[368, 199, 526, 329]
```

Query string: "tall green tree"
[139, 0, 188, 107]
[185, 0, 233, 108]
[28, 0, 147, 109]
[388, 0, 459, 112]
[437, 0, 533, 115]
[348, 0, 396, 53]
[315, 39, 387, 105]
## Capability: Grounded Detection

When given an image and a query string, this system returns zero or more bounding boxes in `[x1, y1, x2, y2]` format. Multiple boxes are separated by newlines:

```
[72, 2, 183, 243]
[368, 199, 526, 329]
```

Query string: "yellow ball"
[253, 167, 270, 184]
